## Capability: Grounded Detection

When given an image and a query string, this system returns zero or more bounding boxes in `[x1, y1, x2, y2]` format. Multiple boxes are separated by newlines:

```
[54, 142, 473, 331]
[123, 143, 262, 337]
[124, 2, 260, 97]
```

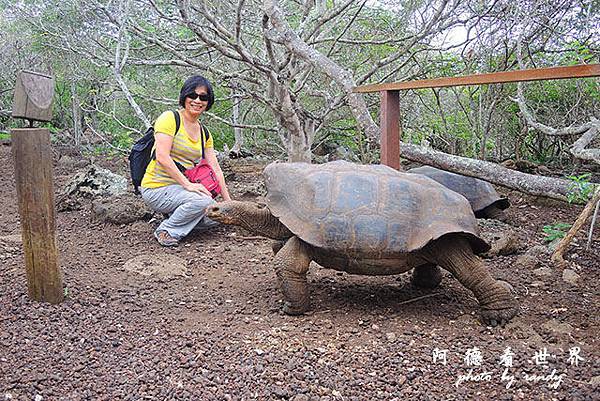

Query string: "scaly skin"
[207, 201, 292, 240]
[273, 236, 311, 315]
[419, 236, 519, 326]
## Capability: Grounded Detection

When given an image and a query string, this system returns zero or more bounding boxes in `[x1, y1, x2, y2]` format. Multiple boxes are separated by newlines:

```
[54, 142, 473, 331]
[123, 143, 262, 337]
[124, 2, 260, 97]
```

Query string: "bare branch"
[570, 123, 600, 164]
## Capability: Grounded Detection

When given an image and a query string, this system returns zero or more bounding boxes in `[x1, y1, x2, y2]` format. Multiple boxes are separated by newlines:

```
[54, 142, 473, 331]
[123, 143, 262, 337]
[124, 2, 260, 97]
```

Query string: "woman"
[140, 75, 231, 247]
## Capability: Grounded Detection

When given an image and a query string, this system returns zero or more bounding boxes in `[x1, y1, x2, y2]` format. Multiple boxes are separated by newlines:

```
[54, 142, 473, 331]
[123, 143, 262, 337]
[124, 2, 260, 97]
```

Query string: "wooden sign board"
[12, 70, 55, 122]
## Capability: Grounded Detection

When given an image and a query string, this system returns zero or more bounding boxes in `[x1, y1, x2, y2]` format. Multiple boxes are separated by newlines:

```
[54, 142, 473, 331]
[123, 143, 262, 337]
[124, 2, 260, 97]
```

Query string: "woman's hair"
[178, 75, 215, 111]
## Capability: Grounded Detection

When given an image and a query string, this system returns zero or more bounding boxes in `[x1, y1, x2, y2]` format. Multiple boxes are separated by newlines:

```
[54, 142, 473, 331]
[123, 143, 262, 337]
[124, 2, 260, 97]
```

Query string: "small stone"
[291, 395, 310, 401]
[385, 332, 396, 341]
[271, 386, 287, 398]
[371, 324, 380, 331]
[516, 254, 539, 270]
[541, 319, 573, 335]
[0, 235, 21, 245]
[562, 269, 580, 285]
[590, 376, 600, 386]
[533, 267, 552, 277]
[254, 349, 264, 355]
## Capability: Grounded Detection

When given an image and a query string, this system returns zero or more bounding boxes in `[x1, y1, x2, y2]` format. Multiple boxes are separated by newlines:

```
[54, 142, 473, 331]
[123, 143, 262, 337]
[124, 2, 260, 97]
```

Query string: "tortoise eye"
[256, 202, 267, 209]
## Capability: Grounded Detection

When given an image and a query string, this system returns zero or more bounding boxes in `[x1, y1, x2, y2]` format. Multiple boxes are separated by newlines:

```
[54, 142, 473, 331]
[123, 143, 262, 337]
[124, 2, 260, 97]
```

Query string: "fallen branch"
[232, 235, 271, 241]
[398, 142, 595, 202]
[551, 186, 600, 267]
[397, 292, 443, 306]
[588, 199, 600, 251]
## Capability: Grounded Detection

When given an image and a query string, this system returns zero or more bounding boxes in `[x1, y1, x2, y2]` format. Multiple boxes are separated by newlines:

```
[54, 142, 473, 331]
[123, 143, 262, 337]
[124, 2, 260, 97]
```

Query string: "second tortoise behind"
[207, 161, 518, 326]
[408, 165, 510, 220]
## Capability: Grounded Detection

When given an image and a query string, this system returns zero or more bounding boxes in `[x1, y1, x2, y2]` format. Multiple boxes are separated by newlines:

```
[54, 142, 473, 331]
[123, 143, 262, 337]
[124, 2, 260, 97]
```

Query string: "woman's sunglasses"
[186, 93, 210, 101]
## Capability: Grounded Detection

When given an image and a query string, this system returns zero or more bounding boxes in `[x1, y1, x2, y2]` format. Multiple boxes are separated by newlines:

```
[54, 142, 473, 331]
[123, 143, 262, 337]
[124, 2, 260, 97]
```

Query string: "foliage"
[0, 0, 597, 166]
[542, 223, 571, 242]
[566, 173, 594, 204]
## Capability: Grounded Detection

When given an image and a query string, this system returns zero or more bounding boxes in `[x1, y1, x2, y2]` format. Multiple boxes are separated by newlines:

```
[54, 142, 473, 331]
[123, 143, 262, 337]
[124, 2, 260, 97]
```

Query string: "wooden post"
[10, 71, 62, 303]
[11, 128, 63, 303]
[380, 90, 401, 170]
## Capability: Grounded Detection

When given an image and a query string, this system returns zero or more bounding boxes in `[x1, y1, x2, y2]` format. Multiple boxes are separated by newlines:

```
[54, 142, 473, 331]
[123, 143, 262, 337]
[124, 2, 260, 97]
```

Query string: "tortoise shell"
[408, 166, 510, 214]
[264, 161, 488, 256]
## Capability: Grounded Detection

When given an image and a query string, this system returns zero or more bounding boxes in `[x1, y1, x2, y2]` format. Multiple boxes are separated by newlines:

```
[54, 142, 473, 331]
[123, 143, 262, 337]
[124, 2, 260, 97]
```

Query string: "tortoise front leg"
[422, 236, 519, 326]
[273, 236, 311, 315]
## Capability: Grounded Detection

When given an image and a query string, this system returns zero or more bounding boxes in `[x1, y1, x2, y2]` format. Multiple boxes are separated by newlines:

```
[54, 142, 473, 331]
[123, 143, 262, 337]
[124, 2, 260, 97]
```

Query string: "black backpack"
[128, 110, 181, 194]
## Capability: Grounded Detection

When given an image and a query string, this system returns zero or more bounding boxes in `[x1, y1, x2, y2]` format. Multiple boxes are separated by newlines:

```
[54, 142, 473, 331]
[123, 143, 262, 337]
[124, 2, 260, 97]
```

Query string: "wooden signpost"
[11, 71, 63, 304]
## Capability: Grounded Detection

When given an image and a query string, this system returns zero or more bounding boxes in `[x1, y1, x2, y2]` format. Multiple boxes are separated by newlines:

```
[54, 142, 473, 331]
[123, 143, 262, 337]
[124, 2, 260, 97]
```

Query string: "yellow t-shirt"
[141, 110, 214, 188]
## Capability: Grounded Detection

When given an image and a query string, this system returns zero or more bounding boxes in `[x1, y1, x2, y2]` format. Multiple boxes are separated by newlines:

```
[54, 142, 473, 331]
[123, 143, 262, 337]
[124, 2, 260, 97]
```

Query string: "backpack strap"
[200, 125, 210, 160]
[172, 110, 181, 136]
[151, 110, 181, 160]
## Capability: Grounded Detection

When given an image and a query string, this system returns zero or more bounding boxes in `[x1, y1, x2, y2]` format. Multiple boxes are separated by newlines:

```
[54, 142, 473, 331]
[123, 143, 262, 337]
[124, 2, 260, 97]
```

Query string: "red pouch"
[184, 159, 221, 198]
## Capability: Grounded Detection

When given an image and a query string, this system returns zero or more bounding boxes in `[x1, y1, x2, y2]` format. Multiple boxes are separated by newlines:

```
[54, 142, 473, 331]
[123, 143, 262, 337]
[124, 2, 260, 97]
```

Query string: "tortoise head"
[206, 201, 292, 240]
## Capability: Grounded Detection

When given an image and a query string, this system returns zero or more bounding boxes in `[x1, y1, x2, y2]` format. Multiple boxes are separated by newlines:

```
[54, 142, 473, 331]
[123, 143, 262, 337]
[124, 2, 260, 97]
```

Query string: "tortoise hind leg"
[411, 264, 442, 289]
[273, 236, 311, 315]
[477, 205, 507, 221]
[421, 236, 519, 326]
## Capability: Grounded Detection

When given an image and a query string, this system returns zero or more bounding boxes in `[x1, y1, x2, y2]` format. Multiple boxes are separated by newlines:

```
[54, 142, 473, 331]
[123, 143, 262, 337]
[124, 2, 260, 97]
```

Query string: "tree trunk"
[70, 81, 82, 147]
[231, 91, 244, 154]
[263, 0, 379, 142]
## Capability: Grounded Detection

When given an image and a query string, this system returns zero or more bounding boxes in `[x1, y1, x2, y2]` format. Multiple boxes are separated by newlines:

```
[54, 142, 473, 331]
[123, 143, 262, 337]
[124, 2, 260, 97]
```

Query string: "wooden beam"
[354, 64, 600, 93]
[11, 128, 63, 304]
[380, 90, 400, 170]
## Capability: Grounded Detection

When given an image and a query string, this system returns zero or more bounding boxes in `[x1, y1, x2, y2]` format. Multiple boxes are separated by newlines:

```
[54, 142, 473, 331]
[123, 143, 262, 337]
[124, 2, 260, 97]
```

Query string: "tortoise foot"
[479, 279, 519, 326]
[283, 301, 309, 315]
[411, 264, 442, 289]
[480, 300, 519, 327]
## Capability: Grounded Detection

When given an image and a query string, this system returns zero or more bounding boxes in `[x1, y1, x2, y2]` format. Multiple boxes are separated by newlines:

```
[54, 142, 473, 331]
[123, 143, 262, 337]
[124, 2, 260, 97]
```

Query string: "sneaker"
[154, 230, 179, 247]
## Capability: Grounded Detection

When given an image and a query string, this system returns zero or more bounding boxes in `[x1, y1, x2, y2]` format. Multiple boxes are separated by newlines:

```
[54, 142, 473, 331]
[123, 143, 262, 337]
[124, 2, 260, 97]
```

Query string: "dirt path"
[1, 145, 598, 400]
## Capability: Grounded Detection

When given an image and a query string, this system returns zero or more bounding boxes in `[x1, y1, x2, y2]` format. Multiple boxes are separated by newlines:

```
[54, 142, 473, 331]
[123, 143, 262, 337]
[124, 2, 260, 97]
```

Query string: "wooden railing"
[353, 64, 600, 170]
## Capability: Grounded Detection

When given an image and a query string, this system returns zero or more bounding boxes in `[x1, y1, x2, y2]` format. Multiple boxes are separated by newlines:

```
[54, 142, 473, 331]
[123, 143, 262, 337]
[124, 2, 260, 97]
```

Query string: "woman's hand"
[204, 147, 232, 201]
[183, 181, 212, 197]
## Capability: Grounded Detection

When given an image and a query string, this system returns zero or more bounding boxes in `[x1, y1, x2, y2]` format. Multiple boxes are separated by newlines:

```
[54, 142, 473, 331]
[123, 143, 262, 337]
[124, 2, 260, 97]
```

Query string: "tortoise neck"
[241, 207, 293, 240]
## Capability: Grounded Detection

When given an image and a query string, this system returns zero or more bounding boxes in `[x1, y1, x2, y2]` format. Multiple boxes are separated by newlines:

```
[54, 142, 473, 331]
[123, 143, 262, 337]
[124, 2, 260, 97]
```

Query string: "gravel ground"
[1, 144, 598, 400]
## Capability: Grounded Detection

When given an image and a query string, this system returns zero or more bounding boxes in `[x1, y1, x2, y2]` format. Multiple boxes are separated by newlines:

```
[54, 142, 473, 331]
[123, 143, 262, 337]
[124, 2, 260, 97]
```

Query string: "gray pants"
[141, 185, 218, 240]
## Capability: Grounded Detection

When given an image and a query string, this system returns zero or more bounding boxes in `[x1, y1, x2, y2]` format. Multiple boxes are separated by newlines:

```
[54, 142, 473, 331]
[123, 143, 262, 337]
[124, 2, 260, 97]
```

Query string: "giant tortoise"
[207, 161, 519, 326]
[407, 165, 510, 220]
